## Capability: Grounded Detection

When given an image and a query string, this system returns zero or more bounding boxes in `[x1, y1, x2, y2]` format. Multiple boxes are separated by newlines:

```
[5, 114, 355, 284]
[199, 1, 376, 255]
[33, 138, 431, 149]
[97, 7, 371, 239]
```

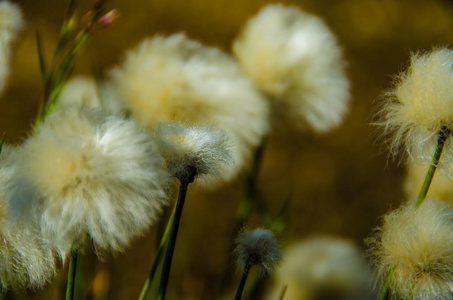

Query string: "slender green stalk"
[379, 265, 396, 300]
[277, 285, 288, 300]
[220, 139, 267, 295]
[236, 138, 266, 228]
[138, 205, 176, 300]
[379, 128, 450, 299]
[65, 248, 78, 300]
[234, 264, 251, 300]
[157, 177, 193, 300]
[415, 127, 450, 207]
[0, 283, 6, 300]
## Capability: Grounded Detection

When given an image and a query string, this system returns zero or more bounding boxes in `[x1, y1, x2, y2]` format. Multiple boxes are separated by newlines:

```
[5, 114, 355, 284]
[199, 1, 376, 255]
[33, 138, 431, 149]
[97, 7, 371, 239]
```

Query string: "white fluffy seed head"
[108, 33, 269, 183]
[57, 76, 122, 113]
[0, 1, 24, 94]
[379, 48, 453, 177]
[367, 199, 453, 300]
[156, 123, 233, 184]
[9, 106, 170, 254]
[233, 4, 350, 132]
[0, 146, 56, 290]
[235, 228, 281, 274]
[267, 237, 372, 300]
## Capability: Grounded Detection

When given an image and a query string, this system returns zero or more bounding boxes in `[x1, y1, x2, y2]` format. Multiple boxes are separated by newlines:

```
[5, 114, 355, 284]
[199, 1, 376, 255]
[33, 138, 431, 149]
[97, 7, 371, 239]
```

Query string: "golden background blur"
[4, 0, 453, 299]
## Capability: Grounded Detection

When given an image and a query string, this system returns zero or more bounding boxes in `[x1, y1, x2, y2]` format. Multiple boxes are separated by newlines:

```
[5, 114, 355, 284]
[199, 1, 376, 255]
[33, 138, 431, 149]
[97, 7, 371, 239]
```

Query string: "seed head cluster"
[367, 199, 453, 300]
[9, 107, 170, 254]
[233, 4, 350, 132]
[235, 228, 281, 274]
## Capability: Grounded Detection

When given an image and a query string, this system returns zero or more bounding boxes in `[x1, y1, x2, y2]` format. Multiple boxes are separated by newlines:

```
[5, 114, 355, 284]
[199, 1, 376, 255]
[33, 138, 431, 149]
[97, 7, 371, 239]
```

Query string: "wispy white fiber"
[367, 199, 453, 300]
[9, 107, 170, 255]
[0, 146, 56, 290]
[267, 237, 371, 300]
[108, 33, 269, 183]
[58, 76, 121, 113]
[156, 123, 233, 184]
[235, 227, 281, 274]
[0, 1, 24, 94]
[233, 4, 350, 132]
[379, 48, 453, 178]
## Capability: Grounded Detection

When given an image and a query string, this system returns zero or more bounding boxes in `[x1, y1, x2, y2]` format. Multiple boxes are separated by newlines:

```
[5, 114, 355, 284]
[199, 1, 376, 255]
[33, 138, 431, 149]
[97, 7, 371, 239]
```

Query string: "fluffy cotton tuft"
[235, 228, 281, 274]
[380, 48, 453, 177]
[156, 123, 233, 184]
[108, 34, 269, 183]
[0, 1, 24, 94]
[267, 237, 372, 300]
[404, 161, 453, 203]
[233, 4, 350, 132]
[0, 146, 56, 290]
[58, 76, 121, 113]
[9, 107, 170, 254]
[367, 199, 453, 300]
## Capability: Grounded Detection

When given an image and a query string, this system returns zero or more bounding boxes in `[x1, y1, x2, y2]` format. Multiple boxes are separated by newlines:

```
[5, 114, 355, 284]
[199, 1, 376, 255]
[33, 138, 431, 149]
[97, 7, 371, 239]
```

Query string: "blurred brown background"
[4, 0, 453, 299]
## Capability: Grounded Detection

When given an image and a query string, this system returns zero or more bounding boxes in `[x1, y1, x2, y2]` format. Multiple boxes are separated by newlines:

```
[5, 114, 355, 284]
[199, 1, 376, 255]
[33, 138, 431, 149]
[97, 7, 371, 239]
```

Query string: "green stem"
[379, 128, 450, 299]
[277, 285, 288, 300]
[379, 265, 396, 300]
[234, 264, 251, 300]
[138, 205, 176, 300]
[237, 138, 266, 227]
[220, 139, 267, 295]
[0, 283, 7, 300]
[157, 178, 192, 300]
[415, 127, 450, 207]
[65, 248, 78, 300]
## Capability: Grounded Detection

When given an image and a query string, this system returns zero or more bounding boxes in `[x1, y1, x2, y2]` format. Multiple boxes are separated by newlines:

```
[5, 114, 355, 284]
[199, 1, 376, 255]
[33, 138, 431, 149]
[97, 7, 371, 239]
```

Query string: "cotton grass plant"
[370, 47, 453, 299]
[234, 228, 281, 300]
[368, 199, 453, 300]
[109, 33, 270, 184]
[0, 1, 408, 299]
[268, 237, 372, 300]
[0, 1, 24, 95]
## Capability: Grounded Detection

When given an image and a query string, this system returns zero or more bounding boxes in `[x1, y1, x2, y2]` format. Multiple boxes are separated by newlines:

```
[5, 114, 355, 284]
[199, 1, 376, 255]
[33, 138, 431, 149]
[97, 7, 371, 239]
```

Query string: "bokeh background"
[4, 0, 453, 299]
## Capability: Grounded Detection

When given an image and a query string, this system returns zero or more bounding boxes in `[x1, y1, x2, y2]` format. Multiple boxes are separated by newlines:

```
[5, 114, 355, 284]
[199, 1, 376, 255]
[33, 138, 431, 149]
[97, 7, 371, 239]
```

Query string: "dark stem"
[234, 264, 252, 300]
[138, 205, 176, 300]
[65, 248, 78, 300]
[220, 138, 267, 294]
[0, 282, 7, 300]
[157, 174, 194, 300]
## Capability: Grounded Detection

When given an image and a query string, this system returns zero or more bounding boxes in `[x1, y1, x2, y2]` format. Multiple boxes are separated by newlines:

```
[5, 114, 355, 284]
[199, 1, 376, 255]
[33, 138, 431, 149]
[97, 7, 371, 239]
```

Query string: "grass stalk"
[415, 127, 450, 207]
[379, 127, 450, 299]
[138, 205, 176, 300]
[157, 175, 193, 300]
[277, 285, 288, 300]
[234, 264, 251, 300]
[65, 248, 78, 300]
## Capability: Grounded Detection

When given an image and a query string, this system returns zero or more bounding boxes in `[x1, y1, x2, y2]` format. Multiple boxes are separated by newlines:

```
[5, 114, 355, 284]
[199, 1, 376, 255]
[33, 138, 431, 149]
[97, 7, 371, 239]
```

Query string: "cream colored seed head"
[156, 123, 233, 184]
[9, 106, 170, 255]
[267, 237, 371, 300]
[0, 146, 56, 290]
[109, 33, 269, 184]
[380, 48, 453, 178]
[0, 1, 24, 95]
[57, 76, 122, 113]
[367, 199, 453, 300]
[233, 4, 350, 132]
